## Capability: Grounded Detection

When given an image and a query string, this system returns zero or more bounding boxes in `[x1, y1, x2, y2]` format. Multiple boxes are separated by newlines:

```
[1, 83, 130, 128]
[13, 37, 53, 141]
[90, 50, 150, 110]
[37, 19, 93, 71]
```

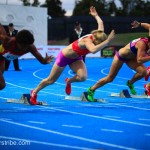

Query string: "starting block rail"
[65, 92, 106, 103]
[7, 94, 48, 106]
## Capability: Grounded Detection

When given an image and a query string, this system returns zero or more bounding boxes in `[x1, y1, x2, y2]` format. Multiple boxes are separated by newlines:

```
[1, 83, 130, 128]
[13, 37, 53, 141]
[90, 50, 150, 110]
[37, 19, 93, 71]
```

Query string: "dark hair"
[148, 36, 150, 42]
[9, 23, 13, 27]
[16, 30, 34, 45]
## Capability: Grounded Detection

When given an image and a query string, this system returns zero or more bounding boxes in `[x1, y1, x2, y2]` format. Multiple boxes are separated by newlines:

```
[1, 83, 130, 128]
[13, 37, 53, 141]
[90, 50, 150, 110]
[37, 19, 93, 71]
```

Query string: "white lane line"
[114, 104, 150, 111]
[0, 119, 137, 150]
[103, 116, 121, 119]
[0, 136, 95, 150]
[62, 125, 82, 128]
[28, 121, 46, 124]
[138, 118, 150, 121]
[145, 134, 150, 136]
[43, 107, 150, 127]
[101, 129, 124, 133]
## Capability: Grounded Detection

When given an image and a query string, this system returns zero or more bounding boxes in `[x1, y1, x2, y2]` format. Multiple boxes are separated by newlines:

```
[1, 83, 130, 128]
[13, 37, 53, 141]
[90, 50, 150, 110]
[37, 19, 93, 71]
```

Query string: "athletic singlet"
[0, 42, 26, 60]
[130, 38, 149, 55]
[72, 34, 93, 56]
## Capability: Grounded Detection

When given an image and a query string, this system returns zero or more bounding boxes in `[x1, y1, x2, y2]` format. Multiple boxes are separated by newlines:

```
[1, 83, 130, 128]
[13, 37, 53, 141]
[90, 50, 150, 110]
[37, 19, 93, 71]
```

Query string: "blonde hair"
[91, 30, 107, 45]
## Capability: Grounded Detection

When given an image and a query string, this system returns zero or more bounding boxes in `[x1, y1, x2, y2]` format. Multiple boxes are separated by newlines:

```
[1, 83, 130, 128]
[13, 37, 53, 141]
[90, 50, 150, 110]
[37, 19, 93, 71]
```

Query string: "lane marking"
[0, 119, 137, 150]
[62, 125, 82, 128]
[101, 129, 124, 133]
[28, 121, 46, 124]
[43, 107, 150, 127]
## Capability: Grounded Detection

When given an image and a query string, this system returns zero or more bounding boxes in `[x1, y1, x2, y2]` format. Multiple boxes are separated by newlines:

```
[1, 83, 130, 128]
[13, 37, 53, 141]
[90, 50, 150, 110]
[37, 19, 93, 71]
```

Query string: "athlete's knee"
[138, 69, 147, 77]
[76, 75, 87, 81]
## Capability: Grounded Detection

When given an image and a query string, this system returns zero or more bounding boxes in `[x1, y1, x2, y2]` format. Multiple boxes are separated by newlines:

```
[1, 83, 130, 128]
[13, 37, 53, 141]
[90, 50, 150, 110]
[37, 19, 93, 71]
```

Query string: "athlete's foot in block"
[65, 78, 71, 95]
[30, 90, 37, 105]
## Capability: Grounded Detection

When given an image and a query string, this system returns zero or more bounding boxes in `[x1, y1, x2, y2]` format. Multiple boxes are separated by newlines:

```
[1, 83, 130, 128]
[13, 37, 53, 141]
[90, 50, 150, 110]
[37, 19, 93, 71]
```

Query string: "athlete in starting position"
[86, 20, 150, 102]
[30, 6, 115, 105]
[131, 21, 150, 96]
[0, 24, 53, 91]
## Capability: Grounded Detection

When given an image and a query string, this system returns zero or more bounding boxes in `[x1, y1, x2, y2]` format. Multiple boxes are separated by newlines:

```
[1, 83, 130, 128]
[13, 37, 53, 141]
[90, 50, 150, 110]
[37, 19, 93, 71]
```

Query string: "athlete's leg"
[126, 59, 146, 95]
[67, 60, 87, 83]
[65, 60, 87, 95]
[34, 63, 65, 94]
[30, 63, 65, 104]
[126, 59, 147, 84]
[91, 55, 123, 91]
[87, 56, 124, 101]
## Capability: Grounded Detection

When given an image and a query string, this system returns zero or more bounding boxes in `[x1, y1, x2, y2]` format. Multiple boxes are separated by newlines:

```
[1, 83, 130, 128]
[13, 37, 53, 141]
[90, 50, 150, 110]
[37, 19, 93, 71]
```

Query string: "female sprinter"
[30, 6, 115, 105]
[86, 20, 150, 102]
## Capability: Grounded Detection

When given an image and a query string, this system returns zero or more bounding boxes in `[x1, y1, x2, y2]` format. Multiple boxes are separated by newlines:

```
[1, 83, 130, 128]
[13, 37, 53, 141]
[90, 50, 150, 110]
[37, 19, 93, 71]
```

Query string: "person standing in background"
[69, 21, 87, 62]
[5, 23, 21, 71]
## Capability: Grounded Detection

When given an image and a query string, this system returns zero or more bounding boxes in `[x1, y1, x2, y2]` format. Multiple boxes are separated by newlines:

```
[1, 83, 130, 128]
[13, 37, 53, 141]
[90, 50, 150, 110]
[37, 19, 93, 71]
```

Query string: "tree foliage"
[20, 0, 149, 17]
[72, 0, 150, 16]
[40, 0, 66, 17]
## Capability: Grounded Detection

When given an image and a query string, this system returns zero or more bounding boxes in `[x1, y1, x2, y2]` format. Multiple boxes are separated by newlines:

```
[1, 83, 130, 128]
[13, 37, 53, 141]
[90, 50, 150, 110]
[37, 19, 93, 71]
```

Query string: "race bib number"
[3, 52, 19, 60]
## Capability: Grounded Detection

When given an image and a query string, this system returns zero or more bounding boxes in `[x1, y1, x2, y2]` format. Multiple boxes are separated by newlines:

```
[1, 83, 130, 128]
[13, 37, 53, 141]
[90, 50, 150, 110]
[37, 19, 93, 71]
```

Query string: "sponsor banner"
[19, 45, 101, 59]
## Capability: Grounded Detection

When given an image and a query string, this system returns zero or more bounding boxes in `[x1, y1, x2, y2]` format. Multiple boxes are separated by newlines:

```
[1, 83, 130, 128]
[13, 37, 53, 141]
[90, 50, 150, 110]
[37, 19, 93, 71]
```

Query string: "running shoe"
[30, 90, 37, 105]
[144, 84, 150, 96]
[126, 81, 136, 95]
[144, 66, 150, 81]
[65, 78, 71, 95]
[87, 87, 95, 102]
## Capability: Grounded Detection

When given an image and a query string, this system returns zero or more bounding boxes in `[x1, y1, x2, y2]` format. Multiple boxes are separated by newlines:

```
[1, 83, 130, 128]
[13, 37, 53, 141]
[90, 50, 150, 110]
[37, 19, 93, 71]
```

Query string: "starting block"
[111, 89, 150, 99]
[65, 92, 106, 103]
[7, 94, 48, 105]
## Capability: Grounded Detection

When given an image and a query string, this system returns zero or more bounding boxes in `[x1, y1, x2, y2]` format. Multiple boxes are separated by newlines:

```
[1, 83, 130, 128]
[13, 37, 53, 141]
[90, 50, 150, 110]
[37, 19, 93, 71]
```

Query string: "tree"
[41, 0, 66, 17]
[20, 0, 30, 6]
[116, 0, 150, 16]
[129, 0, 150, 16]
[106, 0, 117, 16]
[20, 0, 40, 6]
[73, 0, 108, 16]
[32, 0, 40, 6]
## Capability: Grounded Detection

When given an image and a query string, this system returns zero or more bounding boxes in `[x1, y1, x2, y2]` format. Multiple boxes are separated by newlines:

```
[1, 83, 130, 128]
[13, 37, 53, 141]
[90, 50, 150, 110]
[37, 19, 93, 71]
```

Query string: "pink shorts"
[55, 51, 82, 67]
[115, 51, 127, 62]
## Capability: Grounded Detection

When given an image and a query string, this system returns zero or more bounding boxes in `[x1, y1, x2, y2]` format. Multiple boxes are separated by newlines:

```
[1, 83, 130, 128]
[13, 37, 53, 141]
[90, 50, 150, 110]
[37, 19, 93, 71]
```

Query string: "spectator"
[5, 23, 21, 71]
[69, 21, 87, 62]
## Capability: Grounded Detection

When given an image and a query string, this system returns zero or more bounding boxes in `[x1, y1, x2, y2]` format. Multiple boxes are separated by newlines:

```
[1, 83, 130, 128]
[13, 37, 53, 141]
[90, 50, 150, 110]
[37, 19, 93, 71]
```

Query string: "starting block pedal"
[111, 89, 131, 98]
[120, 89, 131, 98]
[7, 94, 48, 106]
[81, 92, 105, 102]
[65, 92, 106, 103]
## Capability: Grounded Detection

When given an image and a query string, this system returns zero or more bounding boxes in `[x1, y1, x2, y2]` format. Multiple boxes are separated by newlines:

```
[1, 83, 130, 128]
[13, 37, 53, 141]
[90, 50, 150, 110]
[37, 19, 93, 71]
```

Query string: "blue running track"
[0, 58, 150, 150]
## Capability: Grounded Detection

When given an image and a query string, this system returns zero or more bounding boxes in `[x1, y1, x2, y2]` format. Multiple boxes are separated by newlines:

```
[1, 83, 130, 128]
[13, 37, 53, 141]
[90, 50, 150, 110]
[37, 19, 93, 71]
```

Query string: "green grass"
[50, 32, 148, 46]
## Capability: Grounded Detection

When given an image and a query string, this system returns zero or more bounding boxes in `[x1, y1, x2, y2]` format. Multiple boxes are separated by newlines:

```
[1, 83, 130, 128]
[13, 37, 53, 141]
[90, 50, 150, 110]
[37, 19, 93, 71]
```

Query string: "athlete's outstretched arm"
[131, 20, 150, 31]
[89, 6, 104, 31]
[84, 30, 115, 54]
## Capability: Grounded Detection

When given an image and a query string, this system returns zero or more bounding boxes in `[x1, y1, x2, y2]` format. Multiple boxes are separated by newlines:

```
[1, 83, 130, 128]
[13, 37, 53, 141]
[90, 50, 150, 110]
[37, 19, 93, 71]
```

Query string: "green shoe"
[87, 87, 95, 102]
[126, 81, 136, 95]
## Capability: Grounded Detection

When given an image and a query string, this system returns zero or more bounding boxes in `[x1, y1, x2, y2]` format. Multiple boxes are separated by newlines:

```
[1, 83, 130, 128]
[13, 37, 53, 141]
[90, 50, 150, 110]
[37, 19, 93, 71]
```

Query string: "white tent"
[0, 4, 47, 45]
